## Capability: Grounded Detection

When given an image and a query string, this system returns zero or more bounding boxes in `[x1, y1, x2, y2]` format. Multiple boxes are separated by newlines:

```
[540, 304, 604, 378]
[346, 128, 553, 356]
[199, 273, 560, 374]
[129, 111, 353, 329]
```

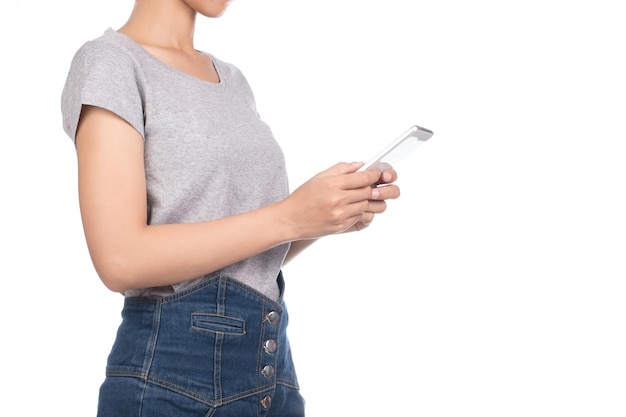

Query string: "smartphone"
[357, 125, 434, 172]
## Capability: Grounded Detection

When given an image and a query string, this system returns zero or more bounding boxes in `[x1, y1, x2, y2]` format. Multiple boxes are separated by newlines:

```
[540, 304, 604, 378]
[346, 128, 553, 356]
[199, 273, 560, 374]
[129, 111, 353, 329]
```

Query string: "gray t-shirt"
[61, 29, 290, 299]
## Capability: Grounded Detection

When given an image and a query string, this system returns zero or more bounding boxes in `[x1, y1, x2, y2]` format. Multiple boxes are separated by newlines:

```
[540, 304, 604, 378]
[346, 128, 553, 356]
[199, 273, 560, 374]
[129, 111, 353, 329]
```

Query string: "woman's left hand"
[341, 168, 400, 233]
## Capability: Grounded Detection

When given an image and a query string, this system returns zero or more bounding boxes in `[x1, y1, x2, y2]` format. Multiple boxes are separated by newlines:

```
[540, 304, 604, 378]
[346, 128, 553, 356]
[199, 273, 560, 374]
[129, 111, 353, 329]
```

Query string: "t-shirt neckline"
[105, 28, 225, 88]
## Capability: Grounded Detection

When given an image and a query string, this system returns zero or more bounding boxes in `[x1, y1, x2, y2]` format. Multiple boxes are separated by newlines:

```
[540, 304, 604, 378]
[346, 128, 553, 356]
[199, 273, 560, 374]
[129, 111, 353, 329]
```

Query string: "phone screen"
[358, 125, 433, 172]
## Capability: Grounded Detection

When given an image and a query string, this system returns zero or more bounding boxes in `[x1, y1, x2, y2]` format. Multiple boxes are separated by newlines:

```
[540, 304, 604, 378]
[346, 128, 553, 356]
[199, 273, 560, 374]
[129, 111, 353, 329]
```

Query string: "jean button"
[265, 311, 280, 325]
[263, 339, 277, 354]
[261, 395, 272, 409]
[261, 365, 275, 379]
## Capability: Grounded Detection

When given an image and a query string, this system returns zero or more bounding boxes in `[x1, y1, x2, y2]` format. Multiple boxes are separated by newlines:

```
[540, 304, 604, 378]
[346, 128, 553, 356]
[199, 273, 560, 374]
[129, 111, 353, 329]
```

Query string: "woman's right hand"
[279, 162, 400, 240]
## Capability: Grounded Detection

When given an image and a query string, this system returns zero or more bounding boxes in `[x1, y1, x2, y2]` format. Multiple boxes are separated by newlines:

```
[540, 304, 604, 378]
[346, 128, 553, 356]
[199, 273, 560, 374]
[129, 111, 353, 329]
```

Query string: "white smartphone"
[358, 125, 434, 172]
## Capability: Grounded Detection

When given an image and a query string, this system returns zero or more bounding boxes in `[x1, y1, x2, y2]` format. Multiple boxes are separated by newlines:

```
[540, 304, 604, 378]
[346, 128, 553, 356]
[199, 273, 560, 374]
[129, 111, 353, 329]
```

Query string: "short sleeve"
[61, 40, 146, 143]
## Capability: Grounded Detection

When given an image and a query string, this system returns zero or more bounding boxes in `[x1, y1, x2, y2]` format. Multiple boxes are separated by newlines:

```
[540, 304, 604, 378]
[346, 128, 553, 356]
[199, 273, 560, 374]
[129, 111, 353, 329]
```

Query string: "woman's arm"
[283, 239, 317, 265]
[76, 106, 399, 292]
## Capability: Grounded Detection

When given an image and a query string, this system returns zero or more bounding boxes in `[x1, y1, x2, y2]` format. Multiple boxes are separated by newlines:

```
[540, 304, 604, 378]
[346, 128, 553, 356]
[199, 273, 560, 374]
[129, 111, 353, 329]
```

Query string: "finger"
[341, 203, 382, 232]
[378, 169, 398, 184]
[370, 184, 400, 200]
[337, 211, 370, 233]
[345, 200, 388, 222]
[342, 182, 399, 205]
[353, 212, 375, 232]
[342, 185, 381, 205]
[338, 169, 382, 190]
[365, 200, 388, 214]
[318, 161, 364, 178]
[358, 212, 375, 228]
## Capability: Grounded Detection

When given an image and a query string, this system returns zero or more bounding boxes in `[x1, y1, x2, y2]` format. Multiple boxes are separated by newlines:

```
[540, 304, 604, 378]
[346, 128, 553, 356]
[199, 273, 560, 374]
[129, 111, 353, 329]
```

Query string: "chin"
[200, 0, 232, 18]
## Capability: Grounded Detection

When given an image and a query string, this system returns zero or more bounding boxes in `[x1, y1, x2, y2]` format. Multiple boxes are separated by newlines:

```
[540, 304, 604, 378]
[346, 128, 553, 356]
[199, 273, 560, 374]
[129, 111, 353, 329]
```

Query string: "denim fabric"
[97, 273, 305, 417]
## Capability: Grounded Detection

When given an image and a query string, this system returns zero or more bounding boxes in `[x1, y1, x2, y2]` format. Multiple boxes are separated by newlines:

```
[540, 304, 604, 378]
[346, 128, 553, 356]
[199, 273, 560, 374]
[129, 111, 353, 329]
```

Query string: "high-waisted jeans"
[97, 273, 305, 417]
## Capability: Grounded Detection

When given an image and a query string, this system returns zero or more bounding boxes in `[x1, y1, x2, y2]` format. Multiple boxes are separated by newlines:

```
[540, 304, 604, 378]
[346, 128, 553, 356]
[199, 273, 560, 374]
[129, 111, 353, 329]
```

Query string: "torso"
[63, 28, 291, 299]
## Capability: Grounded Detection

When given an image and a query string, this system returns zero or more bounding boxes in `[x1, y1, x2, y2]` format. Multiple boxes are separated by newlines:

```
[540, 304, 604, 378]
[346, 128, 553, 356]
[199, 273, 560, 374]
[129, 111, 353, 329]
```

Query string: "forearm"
[283, 239, 318, 265]
[89, 201, 294, 292]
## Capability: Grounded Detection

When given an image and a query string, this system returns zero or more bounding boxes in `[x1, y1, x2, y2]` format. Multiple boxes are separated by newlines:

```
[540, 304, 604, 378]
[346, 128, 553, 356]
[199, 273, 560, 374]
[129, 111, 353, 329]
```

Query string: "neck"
[118, 0, 197, 51]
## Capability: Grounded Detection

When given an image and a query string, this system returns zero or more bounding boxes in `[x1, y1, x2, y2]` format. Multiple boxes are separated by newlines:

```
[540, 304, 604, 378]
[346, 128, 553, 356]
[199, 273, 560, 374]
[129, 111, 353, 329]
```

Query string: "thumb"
[320, 161, 364, 177]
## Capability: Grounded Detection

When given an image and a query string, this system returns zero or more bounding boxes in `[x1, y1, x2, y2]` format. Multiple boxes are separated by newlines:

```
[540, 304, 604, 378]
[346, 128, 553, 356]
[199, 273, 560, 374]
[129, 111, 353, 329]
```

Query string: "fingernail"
[371, 188, 380, 199]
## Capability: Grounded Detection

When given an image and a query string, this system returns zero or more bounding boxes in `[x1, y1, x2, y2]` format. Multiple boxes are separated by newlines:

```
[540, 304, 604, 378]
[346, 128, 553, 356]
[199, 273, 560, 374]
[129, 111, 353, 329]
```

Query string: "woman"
[61, 0, 400, 415]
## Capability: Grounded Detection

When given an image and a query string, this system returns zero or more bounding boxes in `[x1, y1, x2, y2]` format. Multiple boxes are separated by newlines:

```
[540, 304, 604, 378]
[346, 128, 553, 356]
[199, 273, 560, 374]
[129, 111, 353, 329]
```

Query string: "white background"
[1, 1, 625, 415]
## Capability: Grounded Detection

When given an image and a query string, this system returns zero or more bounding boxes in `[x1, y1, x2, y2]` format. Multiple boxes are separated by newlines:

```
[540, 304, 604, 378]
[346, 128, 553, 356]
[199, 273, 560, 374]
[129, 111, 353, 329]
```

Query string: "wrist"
[271, 198, 303, 242]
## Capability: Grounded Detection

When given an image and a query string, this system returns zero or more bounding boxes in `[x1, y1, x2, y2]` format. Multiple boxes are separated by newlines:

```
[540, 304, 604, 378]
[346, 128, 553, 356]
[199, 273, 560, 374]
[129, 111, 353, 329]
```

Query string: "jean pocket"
[191, 313, 246, 335]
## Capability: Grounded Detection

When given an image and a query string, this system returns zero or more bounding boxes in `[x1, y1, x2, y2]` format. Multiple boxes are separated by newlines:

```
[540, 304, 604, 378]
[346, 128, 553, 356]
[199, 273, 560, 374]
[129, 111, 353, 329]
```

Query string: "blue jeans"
[97, 273, 305, 417]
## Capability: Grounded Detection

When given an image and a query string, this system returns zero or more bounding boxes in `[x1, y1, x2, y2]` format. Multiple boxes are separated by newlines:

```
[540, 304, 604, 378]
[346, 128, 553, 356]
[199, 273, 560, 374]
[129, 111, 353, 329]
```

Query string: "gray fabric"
[61, 29, 290, 299]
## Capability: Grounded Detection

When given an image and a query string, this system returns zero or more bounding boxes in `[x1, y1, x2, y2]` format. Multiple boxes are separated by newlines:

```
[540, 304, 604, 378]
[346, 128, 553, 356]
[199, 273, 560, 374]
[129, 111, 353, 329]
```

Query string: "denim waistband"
[105, 272, 299, 408]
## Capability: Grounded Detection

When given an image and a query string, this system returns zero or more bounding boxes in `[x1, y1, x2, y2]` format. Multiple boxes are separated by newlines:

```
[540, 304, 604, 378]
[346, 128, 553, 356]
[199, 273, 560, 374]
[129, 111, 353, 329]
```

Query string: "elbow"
[83, 224, 152, 293]
[92, 254, 142, 294]
[100, 275, 132, 294]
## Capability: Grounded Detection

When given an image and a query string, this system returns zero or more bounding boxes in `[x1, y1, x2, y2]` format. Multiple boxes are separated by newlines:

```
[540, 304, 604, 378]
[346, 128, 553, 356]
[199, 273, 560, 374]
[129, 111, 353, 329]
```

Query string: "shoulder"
[63, 29, 149, 102]
[70, 29, 140, 72]
[61, 29, 147, 142]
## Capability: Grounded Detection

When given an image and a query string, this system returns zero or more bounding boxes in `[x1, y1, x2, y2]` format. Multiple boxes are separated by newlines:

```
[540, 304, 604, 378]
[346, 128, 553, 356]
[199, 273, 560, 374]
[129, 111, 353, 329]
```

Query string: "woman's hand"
[341, 167, 400, 233]
[279, 162, 400, 240]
